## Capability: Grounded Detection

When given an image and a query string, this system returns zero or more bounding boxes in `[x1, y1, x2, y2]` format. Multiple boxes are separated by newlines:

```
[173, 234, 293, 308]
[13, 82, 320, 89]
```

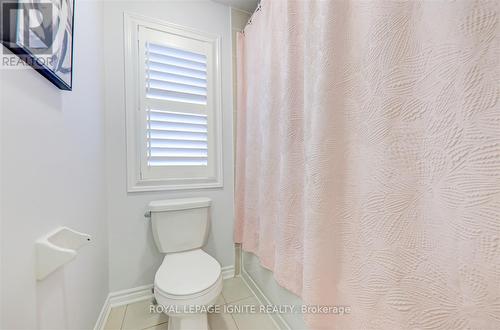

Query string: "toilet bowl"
[148, 198, 221, 330]
[154, 249, 222, 330]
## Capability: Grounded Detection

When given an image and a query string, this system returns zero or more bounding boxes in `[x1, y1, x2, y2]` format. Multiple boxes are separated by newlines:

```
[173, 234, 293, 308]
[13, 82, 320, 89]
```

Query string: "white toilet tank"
[148, 198, 211, 253]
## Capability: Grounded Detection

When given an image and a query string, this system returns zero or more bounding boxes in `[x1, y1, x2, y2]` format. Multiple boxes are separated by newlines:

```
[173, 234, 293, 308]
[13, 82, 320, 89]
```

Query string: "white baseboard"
[94, 265, 234, 330]
[221, 265, 235, 279]
[94, 284, 154, 330]
[109, 284, 154, 307]
[240, 270, 291, 330]
[94, 294, 111, 330]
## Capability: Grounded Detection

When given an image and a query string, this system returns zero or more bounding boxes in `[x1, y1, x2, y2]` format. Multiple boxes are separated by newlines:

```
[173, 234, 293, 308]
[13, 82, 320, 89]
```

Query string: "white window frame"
[124, 12, 223, 192]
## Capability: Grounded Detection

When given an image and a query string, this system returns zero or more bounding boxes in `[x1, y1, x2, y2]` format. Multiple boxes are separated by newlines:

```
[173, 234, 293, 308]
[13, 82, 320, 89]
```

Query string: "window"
[124, 13, 223, 191]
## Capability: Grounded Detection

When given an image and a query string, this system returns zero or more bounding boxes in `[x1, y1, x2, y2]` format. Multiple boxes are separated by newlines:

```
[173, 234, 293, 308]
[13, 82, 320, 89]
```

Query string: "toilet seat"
[154, 249, 222, 301]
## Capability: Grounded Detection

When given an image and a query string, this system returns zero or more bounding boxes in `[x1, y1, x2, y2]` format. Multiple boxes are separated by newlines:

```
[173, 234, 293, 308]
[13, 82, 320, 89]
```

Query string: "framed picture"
[1, 0, 75, 90]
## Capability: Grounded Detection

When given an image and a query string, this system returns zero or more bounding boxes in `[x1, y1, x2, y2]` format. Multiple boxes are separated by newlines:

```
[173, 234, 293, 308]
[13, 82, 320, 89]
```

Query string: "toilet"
[148, 198, 222, 330]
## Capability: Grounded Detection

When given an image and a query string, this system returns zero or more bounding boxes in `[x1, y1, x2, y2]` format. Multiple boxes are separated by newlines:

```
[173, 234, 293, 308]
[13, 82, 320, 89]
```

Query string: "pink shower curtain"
[235, 0, 500, 329]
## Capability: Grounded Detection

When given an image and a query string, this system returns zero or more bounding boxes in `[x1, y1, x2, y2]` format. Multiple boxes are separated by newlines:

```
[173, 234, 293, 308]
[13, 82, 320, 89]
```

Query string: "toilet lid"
[155, 249, 221, 296]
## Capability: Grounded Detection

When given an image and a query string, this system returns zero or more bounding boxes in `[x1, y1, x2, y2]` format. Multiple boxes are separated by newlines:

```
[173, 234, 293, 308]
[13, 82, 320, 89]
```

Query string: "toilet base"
[167, 312, 209, 330]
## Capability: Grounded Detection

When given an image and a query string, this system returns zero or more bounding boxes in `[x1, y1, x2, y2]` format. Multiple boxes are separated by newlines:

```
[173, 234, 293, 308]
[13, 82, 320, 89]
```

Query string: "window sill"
[127, 178, 223, 192]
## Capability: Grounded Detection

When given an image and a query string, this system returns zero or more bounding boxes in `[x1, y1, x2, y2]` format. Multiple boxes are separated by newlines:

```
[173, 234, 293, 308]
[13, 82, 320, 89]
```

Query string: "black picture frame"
[1, 0, 75, 91]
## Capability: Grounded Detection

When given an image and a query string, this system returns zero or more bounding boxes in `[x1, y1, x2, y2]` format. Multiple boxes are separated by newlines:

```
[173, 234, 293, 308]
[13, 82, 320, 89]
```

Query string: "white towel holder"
[35, 226, 91, 280]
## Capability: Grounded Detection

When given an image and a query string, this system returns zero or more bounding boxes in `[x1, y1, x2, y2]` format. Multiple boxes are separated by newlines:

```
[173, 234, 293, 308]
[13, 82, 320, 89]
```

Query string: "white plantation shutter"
[144, 42, 209, 167]
[147, 110, 208, 166]
[145, 43, 208, 104]
[125, 19, 222, 190]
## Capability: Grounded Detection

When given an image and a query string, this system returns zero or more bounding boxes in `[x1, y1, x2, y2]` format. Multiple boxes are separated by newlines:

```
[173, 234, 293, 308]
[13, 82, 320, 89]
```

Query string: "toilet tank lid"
[149, 197, 211, 212]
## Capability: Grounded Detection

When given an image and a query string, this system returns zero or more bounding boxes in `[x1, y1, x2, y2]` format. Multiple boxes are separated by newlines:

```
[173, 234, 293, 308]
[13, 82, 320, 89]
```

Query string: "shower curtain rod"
[243, 1, 262, 31]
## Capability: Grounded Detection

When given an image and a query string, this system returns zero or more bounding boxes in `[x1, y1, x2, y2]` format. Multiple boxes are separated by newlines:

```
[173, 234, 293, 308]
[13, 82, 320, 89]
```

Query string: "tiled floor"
[103, 277, 278, 330]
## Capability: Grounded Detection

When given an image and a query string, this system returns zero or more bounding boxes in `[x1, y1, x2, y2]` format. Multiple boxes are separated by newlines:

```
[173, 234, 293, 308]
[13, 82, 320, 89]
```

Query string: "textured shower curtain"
[235, 0, 500, 329]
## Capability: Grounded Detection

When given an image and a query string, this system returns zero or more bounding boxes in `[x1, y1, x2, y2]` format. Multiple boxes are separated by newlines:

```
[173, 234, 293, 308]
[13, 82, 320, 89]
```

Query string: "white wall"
[230, 7, 249, 154]
[0, 1, 108, 329]
[103, 0, 235, 292]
